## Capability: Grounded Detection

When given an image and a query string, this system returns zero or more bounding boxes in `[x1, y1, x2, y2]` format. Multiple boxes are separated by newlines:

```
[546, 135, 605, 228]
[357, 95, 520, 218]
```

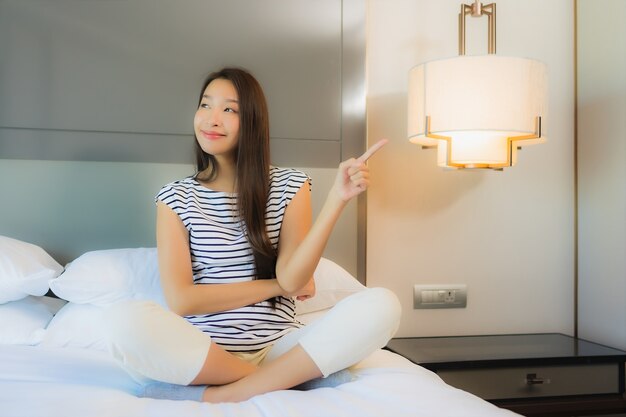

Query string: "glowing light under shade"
[407, 55, 547, 169]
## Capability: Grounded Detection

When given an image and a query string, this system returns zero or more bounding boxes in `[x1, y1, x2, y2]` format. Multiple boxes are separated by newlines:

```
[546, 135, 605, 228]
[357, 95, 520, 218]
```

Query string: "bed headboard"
[0, 0, 365, 279]
[0, 161, 357, 275]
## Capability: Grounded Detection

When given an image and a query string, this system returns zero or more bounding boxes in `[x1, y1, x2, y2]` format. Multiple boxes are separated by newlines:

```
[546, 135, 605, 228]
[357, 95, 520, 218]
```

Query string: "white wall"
[365, 0, 575, 337]
[577, 0, 626, 350]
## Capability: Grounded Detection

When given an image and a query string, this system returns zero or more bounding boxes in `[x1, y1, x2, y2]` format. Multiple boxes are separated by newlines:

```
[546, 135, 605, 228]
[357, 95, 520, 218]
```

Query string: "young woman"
[105, 67, 400, 403]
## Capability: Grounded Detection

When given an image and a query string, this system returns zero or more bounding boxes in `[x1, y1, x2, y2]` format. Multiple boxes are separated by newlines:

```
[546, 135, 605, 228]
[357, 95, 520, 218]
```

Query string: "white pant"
[104, 287, 401, 385]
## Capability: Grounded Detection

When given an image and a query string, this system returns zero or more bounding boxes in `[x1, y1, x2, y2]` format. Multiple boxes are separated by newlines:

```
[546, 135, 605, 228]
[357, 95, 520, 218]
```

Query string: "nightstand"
[386, 333, 626, 416]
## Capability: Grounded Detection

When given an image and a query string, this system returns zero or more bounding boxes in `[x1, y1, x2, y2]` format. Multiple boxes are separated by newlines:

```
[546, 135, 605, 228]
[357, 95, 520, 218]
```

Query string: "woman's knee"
[296, 288, 402, 375]
[102, 300, 212, 384]
[357, 287, 402, 336]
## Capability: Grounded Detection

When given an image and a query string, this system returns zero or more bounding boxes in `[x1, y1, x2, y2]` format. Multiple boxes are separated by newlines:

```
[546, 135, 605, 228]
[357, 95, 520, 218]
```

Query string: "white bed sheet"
[0, 344, 519, 417]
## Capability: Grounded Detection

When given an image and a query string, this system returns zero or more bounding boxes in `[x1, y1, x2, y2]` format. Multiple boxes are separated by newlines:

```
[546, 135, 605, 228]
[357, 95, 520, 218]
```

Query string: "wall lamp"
[407, 1, 547, 170]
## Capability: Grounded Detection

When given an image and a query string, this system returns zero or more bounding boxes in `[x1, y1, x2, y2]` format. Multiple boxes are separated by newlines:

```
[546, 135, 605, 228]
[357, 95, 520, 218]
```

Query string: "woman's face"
[194, 78, 240, 162]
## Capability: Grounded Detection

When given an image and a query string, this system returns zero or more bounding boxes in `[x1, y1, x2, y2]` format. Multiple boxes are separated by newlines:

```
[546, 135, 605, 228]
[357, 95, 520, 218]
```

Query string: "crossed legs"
[104, 287, 401, 402]
[197, 287, 401, 402]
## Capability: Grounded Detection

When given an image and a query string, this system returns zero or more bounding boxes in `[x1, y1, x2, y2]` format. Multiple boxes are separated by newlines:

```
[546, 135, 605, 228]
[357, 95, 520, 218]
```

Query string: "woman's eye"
[225, 107, 238, 113]
[199, 103, 209, 109]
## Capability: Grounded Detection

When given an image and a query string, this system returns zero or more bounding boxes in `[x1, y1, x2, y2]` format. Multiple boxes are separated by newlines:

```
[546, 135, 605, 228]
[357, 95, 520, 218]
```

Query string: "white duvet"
[0, 344, 519, 417]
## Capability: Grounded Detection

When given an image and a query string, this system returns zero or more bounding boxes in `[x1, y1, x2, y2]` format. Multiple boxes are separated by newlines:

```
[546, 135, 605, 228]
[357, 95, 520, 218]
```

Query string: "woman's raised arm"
[274, 139, 388, 293]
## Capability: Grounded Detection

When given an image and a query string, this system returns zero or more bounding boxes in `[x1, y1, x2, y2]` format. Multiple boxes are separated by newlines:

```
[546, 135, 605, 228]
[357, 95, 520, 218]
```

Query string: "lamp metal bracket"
[459, 1, 496, 55]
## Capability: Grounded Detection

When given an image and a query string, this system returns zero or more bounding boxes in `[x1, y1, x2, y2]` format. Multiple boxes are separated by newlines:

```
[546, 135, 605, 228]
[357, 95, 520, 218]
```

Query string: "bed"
[0, 236, 519, 417]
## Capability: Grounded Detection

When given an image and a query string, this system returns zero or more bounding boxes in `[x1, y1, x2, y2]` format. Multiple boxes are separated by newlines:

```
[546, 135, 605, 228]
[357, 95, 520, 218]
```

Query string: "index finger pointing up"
[357, 139, 389, 163]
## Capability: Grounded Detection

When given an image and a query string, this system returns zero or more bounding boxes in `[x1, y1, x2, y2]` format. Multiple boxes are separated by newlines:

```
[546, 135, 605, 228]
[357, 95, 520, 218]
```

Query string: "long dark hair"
[194, 68, 277, 282]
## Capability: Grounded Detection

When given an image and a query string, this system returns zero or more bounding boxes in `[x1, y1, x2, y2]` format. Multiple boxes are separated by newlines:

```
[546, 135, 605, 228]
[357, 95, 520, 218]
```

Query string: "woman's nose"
[206, 109, 220, 126]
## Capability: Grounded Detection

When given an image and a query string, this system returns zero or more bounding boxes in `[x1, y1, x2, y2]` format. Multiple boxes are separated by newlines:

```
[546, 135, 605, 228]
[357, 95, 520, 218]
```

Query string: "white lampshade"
[408, 55, 547, 169]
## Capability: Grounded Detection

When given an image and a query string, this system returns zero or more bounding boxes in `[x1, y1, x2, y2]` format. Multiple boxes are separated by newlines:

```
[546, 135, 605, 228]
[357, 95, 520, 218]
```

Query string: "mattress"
[0, 242, 518, 417]
[0, 344, 519, 417]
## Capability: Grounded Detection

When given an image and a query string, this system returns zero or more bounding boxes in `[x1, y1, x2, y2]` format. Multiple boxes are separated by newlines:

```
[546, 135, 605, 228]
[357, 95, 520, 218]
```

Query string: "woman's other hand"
[332, 139, 388, 202]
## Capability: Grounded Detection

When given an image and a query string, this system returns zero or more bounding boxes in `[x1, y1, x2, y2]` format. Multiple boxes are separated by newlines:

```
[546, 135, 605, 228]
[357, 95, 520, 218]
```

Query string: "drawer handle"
[526, 373, 551, 385]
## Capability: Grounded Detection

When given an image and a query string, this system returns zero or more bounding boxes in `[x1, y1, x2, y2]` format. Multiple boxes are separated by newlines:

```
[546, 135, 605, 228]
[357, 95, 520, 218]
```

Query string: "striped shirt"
[155, 166, 310, 352]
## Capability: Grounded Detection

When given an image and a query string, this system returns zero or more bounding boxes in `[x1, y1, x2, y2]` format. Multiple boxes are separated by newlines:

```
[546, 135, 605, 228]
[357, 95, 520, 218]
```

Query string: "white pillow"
[48, 249, 359, 315]
[0, 296, 65, 345]
[40, 302, 107, 351]
[296, 257, 366, 315]
[49, 247, 166, 307]
[0, 236, 64, 304]
[41, 258, 363, 350]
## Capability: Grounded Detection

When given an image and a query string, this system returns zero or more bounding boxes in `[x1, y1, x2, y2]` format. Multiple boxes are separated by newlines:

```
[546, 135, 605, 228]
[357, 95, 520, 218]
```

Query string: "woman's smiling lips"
[200, 130, 225, 140]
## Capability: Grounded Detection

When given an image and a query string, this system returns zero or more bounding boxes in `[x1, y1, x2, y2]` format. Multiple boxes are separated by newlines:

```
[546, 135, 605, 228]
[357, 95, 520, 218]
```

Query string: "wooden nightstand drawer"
[438, 363, 620, 400]
[386, 334, 626, 416]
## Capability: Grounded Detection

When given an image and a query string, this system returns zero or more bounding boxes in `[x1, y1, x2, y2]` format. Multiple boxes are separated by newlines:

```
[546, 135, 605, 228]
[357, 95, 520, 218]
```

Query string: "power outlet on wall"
[413, 284, 467, 309]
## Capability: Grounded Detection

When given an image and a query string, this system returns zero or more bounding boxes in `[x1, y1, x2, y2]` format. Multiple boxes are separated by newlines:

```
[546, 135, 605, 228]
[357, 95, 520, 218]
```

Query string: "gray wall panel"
[0, 127, 340, 167]
[0, 127, 194, 163]
[0, 0, 365, 278]
[0, 0, 359, 166]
